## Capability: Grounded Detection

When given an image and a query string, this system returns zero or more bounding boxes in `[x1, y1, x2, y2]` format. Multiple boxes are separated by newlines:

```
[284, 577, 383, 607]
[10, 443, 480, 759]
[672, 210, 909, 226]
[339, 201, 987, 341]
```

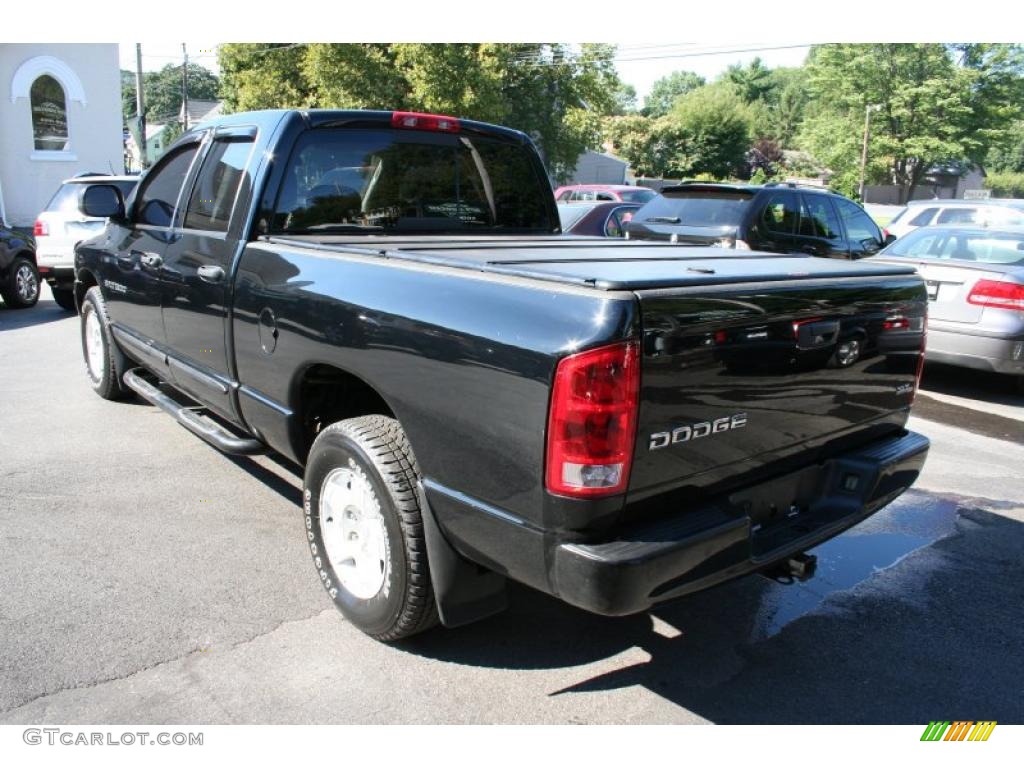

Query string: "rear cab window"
[271, 128, 555, 235]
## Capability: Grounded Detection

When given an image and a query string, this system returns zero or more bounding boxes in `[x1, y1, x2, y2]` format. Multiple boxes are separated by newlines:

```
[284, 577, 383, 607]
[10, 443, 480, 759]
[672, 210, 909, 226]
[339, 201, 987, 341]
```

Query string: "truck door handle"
[197, 265, 225, 283]
[139, 252, 163, 269]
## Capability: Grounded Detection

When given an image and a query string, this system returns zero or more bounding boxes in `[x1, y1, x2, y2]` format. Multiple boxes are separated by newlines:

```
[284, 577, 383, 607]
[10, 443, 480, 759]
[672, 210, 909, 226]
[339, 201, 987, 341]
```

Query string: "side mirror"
[884, 233, 898, 246]
[79, 184, 125, 220]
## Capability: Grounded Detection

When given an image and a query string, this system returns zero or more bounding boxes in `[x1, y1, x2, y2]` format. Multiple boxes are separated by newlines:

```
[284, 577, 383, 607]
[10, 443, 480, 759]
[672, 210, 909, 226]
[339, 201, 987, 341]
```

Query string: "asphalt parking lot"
[1, 286, 1022, 724]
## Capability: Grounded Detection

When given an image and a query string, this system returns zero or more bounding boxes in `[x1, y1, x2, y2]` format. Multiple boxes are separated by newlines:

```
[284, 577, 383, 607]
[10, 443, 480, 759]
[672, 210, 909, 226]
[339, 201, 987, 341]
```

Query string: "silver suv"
[34, 174, 137, 311]
[886, 199, 1024, 240]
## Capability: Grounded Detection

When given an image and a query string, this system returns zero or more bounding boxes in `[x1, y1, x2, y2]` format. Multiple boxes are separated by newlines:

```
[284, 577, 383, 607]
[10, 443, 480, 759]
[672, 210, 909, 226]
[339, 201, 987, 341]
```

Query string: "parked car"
[554, 184, 657, 204]
[0, 218, 38, 309]
[625, 182, 890, 259]
[868, 225, 1024, 387]
[885, 199, 1024, 240]
[35, 174, 138, 311]
[73, 108, 929, 642]
[558, 201, 641, 237]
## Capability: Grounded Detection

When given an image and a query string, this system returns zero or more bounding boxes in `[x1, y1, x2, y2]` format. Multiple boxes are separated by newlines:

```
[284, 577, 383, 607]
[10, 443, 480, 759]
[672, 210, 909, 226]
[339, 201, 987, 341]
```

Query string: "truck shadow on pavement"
[0, 298, 74, 332]
[404, 489, 1024, 724]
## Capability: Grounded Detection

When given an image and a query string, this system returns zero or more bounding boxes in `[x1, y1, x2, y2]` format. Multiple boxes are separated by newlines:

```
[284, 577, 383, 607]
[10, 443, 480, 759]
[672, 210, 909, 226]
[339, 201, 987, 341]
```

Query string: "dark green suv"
[625, 181, 892, 259]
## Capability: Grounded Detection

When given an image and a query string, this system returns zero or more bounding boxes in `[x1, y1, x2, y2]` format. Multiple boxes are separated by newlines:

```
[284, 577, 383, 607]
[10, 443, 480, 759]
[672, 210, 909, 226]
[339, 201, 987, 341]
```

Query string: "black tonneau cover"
[265, 235, 919, 291]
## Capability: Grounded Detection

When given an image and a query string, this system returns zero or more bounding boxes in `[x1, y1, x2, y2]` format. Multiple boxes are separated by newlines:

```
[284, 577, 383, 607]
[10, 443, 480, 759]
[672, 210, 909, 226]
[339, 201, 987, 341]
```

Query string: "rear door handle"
[197, 265, 225, 283]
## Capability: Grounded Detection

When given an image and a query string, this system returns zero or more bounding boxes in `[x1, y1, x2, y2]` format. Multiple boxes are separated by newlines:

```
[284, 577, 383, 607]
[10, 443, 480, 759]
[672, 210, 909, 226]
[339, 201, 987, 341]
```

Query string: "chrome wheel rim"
[84, 307, 104, 380]
[15, 264, 38, 303]
[319, 465, 388, 600]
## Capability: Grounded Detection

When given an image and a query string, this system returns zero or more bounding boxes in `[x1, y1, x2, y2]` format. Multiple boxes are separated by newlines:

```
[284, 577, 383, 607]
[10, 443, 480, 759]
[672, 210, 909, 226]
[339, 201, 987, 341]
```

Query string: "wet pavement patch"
[752, 489, 963, 638]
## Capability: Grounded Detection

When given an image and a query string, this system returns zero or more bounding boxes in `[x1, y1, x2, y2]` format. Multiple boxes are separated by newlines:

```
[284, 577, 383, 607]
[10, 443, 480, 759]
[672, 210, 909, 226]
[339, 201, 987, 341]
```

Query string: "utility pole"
[135, 44, 147, 169]
[182, 43, 189, 131]
[858, 104, 879, 203]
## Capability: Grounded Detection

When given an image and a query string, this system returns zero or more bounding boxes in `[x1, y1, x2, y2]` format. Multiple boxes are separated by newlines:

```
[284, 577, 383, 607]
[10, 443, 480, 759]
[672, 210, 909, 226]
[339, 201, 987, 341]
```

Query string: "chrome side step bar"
[123, 368, 265, 456]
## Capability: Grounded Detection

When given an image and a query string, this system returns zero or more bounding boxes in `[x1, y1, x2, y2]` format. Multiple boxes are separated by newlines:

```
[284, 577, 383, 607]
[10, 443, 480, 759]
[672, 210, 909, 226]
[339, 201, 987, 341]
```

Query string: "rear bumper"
[926, 327, 1024, 376]
[552, 430, 930, 616]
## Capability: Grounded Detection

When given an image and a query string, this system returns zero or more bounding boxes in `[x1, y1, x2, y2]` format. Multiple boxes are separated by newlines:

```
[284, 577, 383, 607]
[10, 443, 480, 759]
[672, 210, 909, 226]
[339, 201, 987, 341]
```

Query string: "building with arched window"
[0, 44, 124, 227]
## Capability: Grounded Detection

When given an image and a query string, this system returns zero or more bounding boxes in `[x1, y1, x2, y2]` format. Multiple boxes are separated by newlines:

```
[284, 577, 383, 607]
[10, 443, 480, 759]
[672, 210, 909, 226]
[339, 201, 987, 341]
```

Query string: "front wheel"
[80, 286, 128, 400]
[304, 415, 438, 641]
[1, 256, 40, 309]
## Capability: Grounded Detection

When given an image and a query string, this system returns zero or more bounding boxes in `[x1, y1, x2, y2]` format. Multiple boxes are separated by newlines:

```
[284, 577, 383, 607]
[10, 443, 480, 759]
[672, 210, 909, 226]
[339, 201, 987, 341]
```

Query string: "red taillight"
[882, 228, 890, 240]
[883, 315, 910, 331]
[967, 279, 1024, 311]
[546, 340, 640, 498]
[33, 219, 48, 237]
[390, 111, 461, 133]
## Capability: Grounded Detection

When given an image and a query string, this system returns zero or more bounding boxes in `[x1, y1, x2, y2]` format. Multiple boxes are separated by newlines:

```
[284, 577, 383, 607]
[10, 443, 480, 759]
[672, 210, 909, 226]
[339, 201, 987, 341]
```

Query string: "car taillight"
[33, 219, 48, 237]
[967, 279, 1024, 311]
[391, 111, 461, 133]
[546, 340, 640, 498]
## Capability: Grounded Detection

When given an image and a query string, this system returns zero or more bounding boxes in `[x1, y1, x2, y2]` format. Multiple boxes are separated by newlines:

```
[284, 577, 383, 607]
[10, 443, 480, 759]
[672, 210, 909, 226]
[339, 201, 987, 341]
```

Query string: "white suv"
[886, 199, 1024, 240]
[34, 174, 137, 311]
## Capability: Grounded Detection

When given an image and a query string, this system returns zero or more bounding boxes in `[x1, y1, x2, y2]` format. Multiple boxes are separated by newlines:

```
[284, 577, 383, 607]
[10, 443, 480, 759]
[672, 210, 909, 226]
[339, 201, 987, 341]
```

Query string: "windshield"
[884, 228, 1024, 265]
[271, 128, 555, 235]
[636, 189, 754, 227]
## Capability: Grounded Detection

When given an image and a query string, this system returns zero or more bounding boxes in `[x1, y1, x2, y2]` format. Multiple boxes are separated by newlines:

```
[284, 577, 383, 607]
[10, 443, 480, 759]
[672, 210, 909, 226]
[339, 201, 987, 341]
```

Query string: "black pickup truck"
[74, 109, 930, 642]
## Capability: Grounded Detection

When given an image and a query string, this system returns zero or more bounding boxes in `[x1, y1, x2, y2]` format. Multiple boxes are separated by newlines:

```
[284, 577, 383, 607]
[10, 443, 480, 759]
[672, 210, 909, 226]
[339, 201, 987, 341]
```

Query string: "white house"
[0, 44, 124, 227]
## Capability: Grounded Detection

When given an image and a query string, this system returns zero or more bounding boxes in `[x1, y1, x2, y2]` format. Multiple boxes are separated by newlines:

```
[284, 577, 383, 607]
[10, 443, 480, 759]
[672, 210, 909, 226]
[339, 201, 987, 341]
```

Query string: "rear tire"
[51, 286, 76, 312]
[304, 415, 439, 641]
[1, 256, 40, 309]
[80, 286, 128, 400]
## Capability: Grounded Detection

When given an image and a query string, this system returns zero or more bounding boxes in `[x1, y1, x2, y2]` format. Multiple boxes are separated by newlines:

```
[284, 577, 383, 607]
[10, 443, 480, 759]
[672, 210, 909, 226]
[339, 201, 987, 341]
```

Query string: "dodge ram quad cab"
[73, 109, 930, 641]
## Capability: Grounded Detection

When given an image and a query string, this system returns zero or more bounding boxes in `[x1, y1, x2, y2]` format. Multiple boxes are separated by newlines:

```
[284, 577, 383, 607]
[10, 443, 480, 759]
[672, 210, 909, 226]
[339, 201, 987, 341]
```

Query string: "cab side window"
[760, 192, 799, 235]
[936, 207, 977, 225]
[184, 138, 254, 233]
[799, 195, 842, 240]
[835, 197, 882, 247]
[909, 207, 938, 226]
[134, 145, 200, 228]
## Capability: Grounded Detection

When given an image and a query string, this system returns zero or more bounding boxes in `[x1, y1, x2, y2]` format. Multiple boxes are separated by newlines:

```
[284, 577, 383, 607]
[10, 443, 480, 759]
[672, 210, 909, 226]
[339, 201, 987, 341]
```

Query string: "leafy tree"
[122, 63, 220, 125]
[800, 43, 1024, 202]
[724, 57, 774, 103]
[218, 43, 624, 181]
[987, 120, 1024, 172]
[219, 44, 310, 111]
[661, 83, 752, 178]
[642, 70, 705, 117]
[602, 115, 660, 176]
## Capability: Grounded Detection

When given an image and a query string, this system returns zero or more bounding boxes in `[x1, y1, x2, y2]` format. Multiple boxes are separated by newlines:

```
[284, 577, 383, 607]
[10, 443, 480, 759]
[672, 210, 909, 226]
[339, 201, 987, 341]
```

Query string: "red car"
[554, 184, 657, 204]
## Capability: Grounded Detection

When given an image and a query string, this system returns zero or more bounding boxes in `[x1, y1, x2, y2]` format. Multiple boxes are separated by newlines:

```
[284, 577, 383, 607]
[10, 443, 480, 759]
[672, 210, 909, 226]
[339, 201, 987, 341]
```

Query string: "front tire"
[304, 415, 438, 641]
[52, 286, 77, 312]
[80, 286, 128, 400]
[1, 256, 40, 309]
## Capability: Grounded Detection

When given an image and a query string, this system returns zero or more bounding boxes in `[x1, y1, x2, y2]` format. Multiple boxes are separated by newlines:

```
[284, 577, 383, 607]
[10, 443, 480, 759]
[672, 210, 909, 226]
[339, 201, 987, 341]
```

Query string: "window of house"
[30, 75, 69, 152]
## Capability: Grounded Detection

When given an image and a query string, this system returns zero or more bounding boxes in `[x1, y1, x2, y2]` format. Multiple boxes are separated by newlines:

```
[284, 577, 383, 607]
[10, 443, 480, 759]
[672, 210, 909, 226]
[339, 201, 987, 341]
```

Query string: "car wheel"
[1, 256, 40, 309]
[51, 286, 77, 312]
[304, 415, 439, 641]
[80, 286, 129, 400]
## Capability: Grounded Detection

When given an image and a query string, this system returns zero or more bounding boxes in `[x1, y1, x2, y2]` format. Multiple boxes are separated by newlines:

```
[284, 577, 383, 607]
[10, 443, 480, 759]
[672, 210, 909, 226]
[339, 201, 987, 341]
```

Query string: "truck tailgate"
[628, 274, 927, 503]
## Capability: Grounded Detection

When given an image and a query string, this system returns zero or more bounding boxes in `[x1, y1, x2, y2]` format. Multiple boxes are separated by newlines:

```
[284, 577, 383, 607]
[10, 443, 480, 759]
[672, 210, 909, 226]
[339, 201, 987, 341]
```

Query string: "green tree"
[122, 63, 220, 125]
[602, 115, 660, 176]
[987, 120, 1024, 172]
[800, 43, 1024, 202]
[661, 83, 752, 178]
[642, 70, 705, 117]
[724, 57, 773, 103]
[218, 43, 624, 181]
